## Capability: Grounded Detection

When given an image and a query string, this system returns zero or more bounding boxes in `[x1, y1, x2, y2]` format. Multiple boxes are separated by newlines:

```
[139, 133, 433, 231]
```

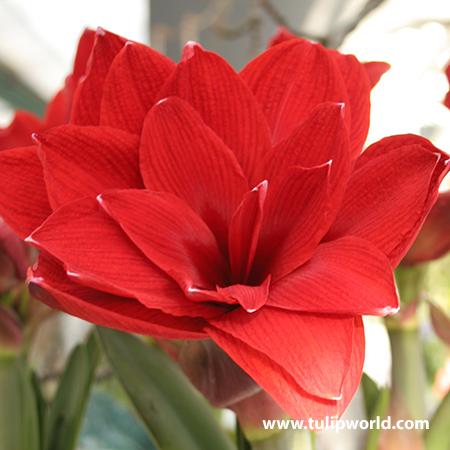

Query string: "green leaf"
[31, 371, 49, 450]
[97, 327, 235, 450]
[361, 372, 380, 419]
[0, 356, 40, 450]
[46, 332, 100, 450]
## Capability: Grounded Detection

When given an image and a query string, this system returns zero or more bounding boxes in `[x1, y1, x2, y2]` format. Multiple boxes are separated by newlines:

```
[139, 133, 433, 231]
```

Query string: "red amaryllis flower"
[0, 29, 95, 151]
[0, 28, 448, 421]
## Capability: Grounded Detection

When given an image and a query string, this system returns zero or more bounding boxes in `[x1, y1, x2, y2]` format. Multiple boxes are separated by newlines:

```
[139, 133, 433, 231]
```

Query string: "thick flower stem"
[386, 321, 426, 420]
[250, 431, 294, 450]
[424, 388, 450, 449]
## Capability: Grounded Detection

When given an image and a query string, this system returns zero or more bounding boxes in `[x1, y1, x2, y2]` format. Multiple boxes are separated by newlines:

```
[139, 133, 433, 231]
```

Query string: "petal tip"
[380, 305, 400, 316]
[181, 41, 203, 61]
[24, 234, 38, 246]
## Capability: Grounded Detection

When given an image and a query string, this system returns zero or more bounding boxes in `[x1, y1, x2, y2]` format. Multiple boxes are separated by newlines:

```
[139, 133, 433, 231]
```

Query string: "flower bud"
[0, 303, 23, 357]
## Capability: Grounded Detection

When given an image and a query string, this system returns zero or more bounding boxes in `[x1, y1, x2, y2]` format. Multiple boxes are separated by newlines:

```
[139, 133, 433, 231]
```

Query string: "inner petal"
[216, 276, 271, 313]
[228, 181, 267, 285]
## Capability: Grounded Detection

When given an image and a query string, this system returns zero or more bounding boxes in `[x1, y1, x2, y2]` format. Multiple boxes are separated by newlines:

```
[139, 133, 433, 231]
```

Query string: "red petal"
[328, 50, 372, 158]
[336, 316, 365, 418]
[326, 135, 450, 267]
[26, 197, 222, 319]
[206, 315, 364, 420]
[445, 63, 450, 110]
[140, 97, 248, 252]
[70, 28, 127, 126]
[363, 61, 391, 88]
[240, 39, 350, 145]
[44, 29, 97, 127]
[209, 307, 354, 400]
[99, 189, 228, 293]
[252, 163, 331, 283]
[0, 111, 42, 150]
[35, 125, 143, 209]
[228, 181, 267, 284]
[29, 252, 207, 340]
[251, 101, 350, 212]
[71, 29, 97, 83]
[100, 42, 175, 134]
[157, 44, 272, 179]
[268, 237, 399, 315]
[0, 146, 52, 239]
[266, 26, 298, 48]
[401, 190, 450, 265]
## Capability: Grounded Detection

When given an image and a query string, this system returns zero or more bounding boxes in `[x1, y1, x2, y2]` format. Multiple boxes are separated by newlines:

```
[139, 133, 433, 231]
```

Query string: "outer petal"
[326, 135, 450, 267]
[99, 189, 228, 293]
[71, 29, 97, 86]
[268, 237, 399, 315]
[35, 125, 143, 209]
[209, 307, 354, 400]
[252, 164, 331, 283]
[0, 146, 52, 239]
[70, 28, 127, 126]
[26, 197, 223, 319]
[240, 39, 350, 145]
[100, 41, 175, 134]
[363, 61, 391, 88]
[28, 252, 207, 340]
[157, 43, 272, 179]
[140, 97, 248, 252]
[44, 29, 97, 127]
[328, 50, 371, 157]
[0, 29, 96, 151]
[0, 112, 42, 150]
[266, 26, 298, 48]
[206, 316, 364, 420]
[401, 190, 450, 265]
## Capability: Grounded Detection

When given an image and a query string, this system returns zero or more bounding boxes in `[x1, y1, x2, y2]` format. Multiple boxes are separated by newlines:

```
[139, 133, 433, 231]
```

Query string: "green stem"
[250, 431, 294, 450]
[236, 418, 307, 450]
[236, 419, 252, 450]
[386, 322, 426, 420]
[424, 389, 450, 450]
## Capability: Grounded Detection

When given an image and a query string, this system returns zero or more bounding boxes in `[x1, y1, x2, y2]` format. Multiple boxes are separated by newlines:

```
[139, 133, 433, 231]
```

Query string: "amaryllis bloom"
[0, 28, 448, 421]
[0, 29, 95, 151]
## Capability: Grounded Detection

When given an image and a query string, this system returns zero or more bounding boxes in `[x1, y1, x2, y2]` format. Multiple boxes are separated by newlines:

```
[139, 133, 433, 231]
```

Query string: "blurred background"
[1, 1, 450, 449]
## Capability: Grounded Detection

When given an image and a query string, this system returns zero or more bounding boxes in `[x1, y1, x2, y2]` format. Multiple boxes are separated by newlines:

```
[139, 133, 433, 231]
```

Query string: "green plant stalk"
[236, 419, 252, 450]
[250, 430, 294, 450]
[424, 389, 450, 450]
[386, 323, 426, 421]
